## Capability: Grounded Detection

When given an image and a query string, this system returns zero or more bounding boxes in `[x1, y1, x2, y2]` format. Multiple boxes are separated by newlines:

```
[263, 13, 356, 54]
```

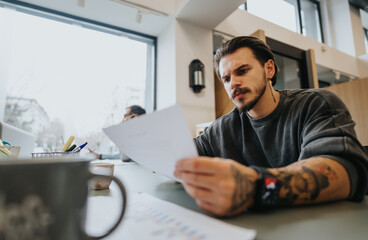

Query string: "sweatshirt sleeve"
[299, 89, 368, 201]
[100, 153, 121, 160]
[194, 126, 216, 157]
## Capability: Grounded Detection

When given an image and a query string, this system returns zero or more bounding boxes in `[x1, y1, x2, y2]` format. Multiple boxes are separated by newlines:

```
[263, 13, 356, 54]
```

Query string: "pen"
[2, 141, 11, 146]
[62, 136, 75, 152]
[66, 144, 77, 152]
[73, 142, 88, 153]
[0, 139, 11, 156]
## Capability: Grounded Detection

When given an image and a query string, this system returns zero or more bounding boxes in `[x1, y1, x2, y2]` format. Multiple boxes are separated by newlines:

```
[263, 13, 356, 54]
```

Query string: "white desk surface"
[86, 161, 368, 240]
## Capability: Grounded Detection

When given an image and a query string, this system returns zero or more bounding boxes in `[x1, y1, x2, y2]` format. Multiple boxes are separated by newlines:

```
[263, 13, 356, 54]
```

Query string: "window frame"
[266, 37, 314, 88]
[298, 0, 324, 43]
[243, 0, 325, 43]
[0, 0, 157, 112]
[364, 27, 368, 51]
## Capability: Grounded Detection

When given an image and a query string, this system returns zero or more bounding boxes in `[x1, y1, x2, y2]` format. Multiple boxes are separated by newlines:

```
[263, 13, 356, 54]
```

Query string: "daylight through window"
[243, 0, 324, 42]
[0, 5, 156, 154]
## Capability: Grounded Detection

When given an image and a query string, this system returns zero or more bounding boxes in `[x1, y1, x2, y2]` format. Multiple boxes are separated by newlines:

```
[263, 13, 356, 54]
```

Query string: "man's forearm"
[174, 156, 351, 217]
[262, 157, 350, 206]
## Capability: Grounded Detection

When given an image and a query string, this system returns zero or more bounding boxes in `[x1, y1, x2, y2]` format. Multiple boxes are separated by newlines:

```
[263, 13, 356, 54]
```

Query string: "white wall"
[126, 0, 176, 14]
[157, 21, 176, 110]
[158, 19, 216, 136]
[174, 20, 215, 136]
[325, 0, 356, 56]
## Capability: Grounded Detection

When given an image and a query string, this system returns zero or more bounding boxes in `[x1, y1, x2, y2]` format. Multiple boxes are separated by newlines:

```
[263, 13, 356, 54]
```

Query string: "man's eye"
[239, 69, 247, 75]
[223, 77, 230, 83]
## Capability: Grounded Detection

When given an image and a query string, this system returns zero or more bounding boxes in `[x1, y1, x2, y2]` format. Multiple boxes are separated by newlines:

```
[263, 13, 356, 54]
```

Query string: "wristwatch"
[250, 166, 280, 209]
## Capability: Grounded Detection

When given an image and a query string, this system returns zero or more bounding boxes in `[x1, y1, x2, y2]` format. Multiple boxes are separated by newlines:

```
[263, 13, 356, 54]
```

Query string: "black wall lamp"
[189, 59, 205, 93]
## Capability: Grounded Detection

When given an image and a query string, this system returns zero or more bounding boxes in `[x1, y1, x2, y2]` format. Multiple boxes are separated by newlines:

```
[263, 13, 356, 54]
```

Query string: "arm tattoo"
[229, 165, 256, 213]
[261, 164, 332, 205]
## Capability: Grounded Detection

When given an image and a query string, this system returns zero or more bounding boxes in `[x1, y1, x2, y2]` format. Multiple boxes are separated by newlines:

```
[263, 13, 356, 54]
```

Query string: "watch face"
[260, 177, 279, 207]
[264, 177, 277, 189]
[249, 166, 280, 209]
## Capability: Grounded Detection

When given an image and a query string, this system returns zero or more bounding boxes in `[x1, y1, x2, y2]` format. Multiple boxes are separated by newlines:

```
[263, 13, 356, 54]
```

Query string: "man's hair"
[127, 105, 146, 115]
[214, 36, 278, 86]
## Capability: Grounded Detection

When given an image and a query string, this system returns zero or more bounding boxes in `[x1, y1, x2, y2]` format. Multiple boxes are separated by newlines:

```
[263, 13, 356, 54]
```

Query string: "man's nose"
[230, 75, 242, 89]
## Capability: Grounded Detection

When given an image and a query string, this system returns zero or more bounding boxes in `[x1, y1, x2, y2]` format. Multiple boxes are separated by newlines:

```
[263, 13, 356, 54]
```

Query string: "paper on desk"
[103, 104, 198, 180]
[87, 192, 257, 240]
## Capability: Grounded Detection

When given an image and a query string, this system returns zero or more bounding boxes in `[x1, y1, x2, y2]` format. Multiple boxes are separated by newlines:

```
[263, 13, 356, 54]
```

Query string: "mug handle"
[85, 173, 127, 240]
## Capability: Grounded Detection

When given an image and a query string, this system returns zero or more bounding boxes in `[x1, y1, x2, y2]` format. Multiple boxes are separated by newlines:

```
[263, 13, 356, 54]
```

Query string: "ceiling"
[316, 65, 355, 87]
[12, 0, 245, 37]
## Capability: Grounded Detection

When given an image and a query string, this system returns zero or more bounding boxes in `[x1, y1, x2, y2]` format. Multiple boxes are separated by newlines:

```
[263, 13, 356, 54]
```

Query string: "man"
[88, 105, 146, 160]
[174, 36, 368, 217]
[121, 105, 146, 122]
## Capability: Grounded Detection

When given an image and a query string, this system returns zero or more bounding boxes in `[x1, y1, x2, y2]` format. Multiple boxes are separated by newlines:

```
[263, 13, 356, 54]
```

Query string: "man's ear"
[265, 59, 275, 80]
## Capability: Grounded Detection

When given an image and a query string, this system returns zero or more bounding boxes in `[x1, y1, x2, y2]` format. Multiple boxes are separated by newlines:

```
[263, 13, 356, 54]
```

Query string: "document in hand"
[103, 104, 198, 180]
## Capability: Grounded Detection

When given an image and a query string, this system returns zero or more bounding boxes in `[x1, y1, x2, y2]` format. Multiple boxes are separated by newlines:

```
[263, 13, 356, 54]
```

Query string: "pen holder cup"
[31, 152, 80, 159]
[0, 146, 21, 159]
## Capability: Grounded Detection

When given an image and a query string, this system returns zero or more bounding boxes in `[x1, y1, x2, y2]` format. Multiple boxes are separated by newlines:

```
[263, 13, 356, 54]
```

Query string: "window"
[360, 9, 368, 53]
[300, 0, 323, 42]
[266, 37, 313, 89]
[273, 54, 302, 90]
[242, 0, 324, 42]
[0, 2, 156, 154]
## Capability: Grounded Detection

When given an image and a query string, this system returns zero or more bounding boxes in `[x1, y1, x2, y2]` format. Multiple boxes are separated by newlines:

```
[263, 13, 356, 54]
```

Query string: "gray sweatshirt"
[195, 89, 368, 201]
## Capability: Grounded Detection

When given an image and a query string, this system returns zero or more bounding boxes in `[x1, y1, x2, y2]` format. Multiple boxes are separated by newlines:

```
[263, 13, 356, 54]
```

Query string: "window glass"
[246, 0, 299, 32]
[0, 6, 155, 154]
[273, 54, 301, 90]
[300, 0, 323, 42]
[360, 9, 368, 53]
[243, 0, 323, 42]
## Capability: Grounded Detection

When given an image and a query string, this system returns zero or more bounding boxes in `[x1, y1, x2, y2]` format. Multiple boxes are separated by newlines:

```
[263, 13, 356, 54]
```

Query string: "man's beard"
[231, 73, 267, 112]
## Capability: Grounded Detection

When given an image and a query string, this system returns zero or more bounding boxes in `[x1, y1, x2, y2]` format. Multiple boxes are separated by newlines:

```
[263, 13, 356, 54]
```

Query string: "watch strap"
[250, 166, 280, 210]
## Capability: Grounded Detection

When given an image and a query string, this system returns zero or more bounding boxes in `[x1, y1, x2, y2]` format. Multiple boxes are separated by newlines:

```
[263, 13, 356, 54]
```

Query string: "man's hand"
[88, 148, 101, 160]
[174, 156, 258, 217]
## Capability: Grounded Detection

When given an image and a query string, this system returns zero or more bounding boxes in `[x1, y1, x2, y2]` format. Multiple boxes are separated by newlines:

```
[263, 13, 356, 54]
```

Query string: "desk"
[86, 162, 368, 240]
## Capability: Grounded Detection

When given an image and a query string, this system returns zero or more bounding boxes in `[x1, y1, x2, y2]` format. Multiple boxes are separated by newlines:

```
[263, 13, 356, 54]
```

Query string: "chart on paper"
[87, 192, 256, 240]
[126, 199, 207, 239]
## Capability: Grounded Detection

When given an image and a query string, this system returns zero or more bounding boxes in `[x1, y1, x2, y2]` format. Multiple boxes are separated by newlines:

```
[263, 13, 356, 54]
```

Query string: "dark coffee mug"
[0, 158, 126, 240]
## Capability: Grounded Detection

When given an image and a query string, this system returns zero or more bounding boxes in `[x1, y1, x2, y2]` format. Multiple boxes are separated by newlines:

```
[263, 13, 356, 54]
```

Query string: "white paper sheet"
[103, 104, 198, 180]
[86, 192, 257, 240]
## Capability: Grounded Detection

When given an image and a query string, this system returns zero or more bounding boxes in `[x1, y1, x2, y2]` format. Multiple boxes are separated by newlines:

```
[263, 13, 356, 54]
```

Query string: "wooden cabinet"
[325, 78, 368, 146]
